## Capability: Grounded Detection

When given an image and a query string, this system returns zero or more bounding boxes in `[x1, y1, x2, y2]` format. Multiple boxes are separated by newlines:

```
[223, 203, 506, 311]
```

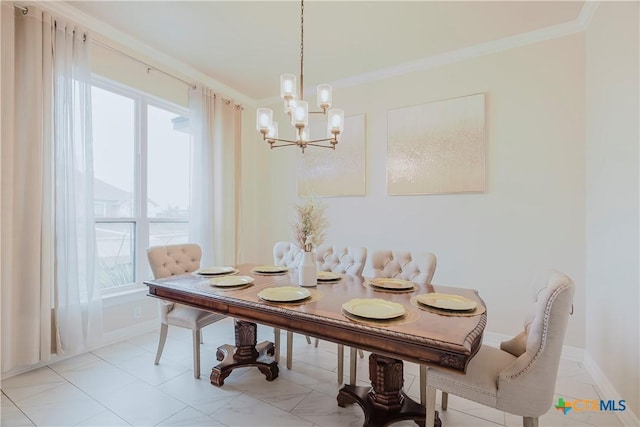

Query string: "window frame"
[92, 75, 190, 296]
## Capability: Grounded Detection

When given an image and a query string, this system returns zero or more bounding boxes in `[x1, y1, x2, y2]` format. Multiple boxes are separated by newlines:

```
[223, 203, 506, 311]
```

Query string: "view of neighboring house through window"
[92, 78, 191, 291]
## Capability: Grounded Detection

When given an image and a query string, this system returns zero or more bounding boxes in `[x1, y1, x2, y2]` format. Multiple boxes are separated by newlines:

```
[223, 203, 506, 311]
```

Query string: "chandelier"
[256, 0, 344, 153]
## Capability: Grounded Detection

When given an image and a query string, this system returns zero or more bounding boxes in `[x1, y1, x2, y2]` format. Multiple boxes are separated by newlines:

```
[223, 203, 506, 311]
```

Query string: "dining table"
[145, 264, 487, 427]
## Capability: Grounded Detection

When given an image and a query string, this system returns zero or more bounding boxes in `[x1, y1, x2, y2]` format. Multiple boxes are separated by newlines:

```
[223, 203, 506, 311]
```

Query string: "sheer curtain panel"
[52, 19, 103, 355]
[1, 4, 54, 373]
[188, 87, 242, 266]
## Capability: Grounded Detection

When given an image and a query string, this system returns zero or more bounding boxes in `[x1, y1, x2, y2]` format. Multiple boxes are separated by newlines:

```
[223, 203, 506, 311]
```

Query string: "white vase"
[298, 251, 317, 287]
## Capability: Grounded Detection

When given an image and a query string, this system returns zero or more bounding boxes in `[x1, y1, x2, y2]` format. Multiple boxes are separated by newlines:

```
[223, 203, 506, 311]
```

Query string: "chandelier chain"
[299, 0, 304, 100]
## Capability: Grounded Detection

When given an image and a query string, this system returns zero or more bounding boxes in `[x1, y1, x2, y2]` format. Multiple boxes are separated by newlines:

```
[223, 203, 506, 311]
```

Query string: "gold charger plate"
[209, 275, 254, 287]
[317, 271, 341, 282]
[252, 265, 289, 274]
[196, 266, 239, 276]
[416, 293, 477, 311]
[342, 298, 406, 320]
[258, 286, 311, 302]
[369, 278, 415, 290]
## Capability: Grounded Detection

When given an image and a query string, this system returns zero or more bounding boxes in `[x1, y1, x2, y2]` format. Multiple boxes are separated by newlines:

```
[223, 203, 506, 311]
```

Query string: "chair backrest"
[370, 250, 437, 285]
[272, 241, 303, 267]
[497, 270, 575, 416]
[147, 244, 202, 279]
[314, 245, 367, 276]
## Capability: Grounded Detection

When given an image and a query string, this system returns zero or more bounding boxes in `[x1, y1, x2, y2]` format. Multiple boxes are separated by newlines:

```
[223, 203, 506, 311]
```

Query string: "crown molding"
[35, 1, 256, 107]
[36, 0, 597, 110]
[257, 1, 599, 106]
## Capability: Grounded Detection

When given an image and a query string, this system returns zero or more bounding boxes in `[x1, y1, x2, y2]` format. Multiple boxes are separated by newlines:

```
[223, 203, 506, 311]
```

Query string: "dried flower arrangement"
[292, 198, 328, 252]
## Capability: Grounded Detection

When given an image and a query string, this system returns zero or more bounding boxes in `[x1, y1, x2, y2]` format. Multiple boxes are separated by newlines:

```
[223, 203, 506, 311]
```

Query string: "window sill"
[102, 284, 149, 308]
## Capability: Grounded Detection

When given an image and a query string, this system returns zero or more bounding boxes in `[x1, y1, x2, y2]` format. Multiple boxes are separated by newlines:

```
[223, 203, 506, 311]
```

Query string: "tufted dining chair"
[370, 249, 437, 284]
[272, 241, 304, 368]
[424, 270, 575, 427]
[370, 249, 437, 394]
[313, 244, 368, 383]
[147, 244, 226, 379]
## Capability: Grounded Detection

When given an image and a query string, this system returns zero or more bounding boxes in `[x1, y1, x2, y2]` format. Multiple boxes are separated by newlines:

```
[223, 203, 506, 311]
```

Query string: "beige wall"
[244, 34, 587, 347]
[585, 1, 639, 417]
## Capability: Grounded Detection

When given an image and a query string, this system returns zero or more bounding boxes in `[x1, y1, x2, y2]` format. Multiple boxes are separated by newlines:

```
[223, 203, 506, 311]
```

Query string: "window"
[92, 77, 191, 291]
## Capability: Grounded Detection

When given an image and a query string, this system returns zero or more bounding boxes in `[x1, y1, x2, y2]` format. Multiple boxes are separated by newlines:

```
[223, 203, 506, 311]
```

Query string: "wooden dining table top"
[145, 263, 486, 372]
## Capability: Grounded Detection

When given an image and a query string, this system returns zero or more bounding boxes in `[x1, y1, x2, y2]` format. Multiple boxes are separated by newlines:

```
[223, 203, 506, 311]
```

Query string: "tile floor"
[1, 317, 625, 426]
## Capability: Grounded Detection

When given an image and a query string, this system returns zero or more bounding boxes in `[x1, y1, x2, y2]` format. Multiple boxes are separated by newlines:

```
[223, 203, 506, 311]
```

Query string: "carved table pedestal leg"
[337, 354, 441, 427]
[210, 320, 278, 386]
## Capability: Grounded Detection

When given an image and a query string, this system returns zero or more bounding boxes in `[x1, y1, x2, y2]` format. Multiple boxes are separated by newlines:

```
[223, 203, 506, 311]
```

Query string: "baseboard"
[101, 319, 159, 345]
[583, 351, 640, 427]
[1, 320, 159, 382]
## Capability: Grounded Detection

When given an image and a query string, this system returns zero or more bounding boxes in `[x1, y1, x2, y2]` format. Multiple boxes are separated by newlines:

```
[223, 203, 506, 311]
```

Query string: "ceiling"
[65, 1, 585, 103]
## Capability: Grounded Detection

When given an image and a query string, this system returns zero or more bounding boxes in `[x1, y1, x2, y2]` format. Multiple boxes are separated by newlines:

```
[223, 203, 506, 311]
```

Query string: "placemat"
[362, 280, 418, 294]
[410, 296, 486, 317]
[258, 289, 324, 306]
[341, 306, 419, 326]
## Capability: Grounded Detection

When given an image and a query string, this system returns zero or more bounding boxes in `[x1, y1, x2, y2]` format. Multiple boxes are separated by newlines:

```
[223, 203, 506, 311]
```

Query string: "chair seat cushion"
[426, 344, 517, 408]
[166, 304, 225, 329]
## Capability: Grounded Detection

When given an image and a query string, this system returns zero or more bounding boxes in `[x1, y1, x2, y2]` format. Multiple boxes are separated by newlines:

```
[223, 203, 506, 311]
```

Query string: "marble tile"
[156, 407, 225, 426]
[157, 370, 241, 415]
[211, 393, 313, 426]
[98, 380, 187, 426]
[73, 409, 130, 426]
[91, 341, 150, 365]
[437, 394, 506, 425]
[436, 407, 505, 427]
[291, 390, 363, 426]
[1, 392, 35, 426]
[227, 369, 312, 411]
[16, 383, 107, 427]
[554, 379, 601, 401]
[112, 351, 190, 386]
[1, 367, 68, 402]
[50, 357, 138, 401]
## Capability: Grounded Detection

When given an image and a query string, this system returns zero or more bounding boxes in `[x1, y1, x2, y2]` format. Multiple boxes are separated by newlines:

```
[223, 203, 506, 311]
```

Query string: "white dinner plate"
[252, 265, 289, 274]
[317, 271, 341, 281]
[417, 293, 477, 311]
[197, 266, 238, 276]
[208, 276, 254, 287]
[369, 278, 415, 290]
[258, 286, 311, 302]
[342, 298, 406, 320]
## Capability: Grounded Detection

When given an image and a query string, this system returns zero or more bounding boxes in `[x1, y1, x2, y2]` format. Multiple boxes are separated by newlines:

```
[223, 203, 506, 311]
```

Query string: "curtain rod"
[92, 39, 195, 89]
[13, 3, 28, 14]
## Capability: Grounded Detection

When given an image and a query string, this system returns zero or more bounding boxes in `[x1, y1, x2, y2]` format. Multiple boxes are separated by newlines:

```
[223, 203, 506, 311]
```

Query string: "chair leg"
[425, 386, 437, 427]
[441, 391, 448, 410]
[337, 344, 344, 384]
[273, 328, 281, 363]
[192, 329, 201, 379]
[286, 331, 293, 369]
[305, 335, 312, 344]
[349, 347, 357, 385]
[419, 365, 427, 405]
[523, 417, 538, 427]
[314, 337, 319, 348]
[358, 349, 364, 358]
[154, 323, 169, 365]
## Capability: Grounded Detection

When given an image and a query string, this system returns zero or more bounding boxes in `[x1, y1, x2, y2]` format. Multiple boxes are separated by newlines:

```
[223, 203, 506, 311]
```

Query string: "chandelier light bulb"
[256, 108, 273, 132]
[328, 108, 344, 132]
[317, 84, 332, 110]
[280, 74, 297, 100]
[291, 100, 309, 127]
[267, 121, 278, 140]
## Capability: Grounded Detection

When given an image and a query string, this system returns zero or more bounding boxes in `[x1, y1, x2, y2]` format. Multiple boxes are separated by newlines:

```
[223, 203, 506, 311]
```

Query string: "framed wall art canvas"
[386, 94, 485, 195]
[297, 114, 366, 197]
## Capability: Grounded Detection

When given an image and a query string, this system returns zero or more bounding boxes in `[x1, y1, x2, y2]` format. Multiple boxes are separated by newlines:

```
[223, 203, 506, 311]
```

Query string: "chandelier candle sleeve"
[256, 108, 273, 132]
